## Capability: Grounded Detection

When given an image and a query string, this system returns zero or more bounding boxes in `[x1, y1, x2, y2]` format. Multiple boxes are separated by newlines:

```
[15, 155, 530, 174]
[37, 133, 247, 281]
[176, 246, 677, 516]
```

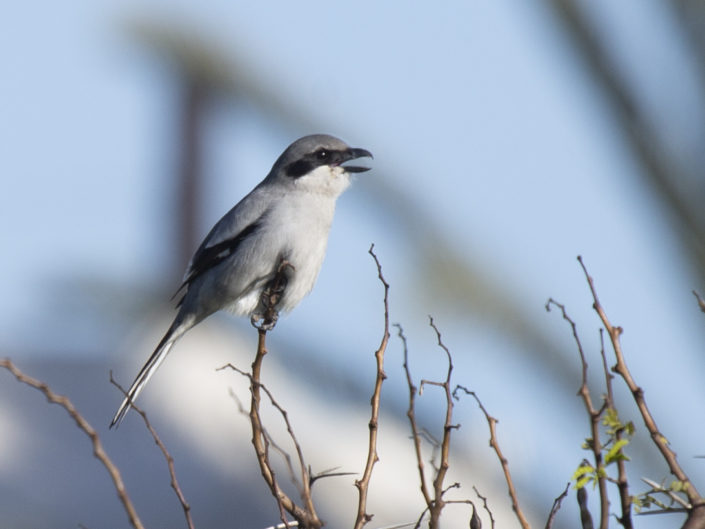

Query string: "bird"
[111, 134, 372, 428]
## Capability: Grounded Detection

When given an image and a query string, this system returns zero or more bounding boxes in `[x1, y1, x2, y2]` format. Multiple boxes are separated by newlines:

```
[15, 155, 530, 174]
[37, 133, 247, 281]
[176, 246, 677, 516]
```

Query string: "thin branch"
[546, 298, 609, 529]
[396, 323, 432, 506]
[545, 483, 570, 529]
[247, 330, 321, 528]
[413, 507, 429, 529]
[641, 477, 692, 510]
[418, 428, 442, 474]
[0, 359, 145, 529]
[110, 373, 194, 529]
[219, 363, 308, 499]
[599, 331, 632, 529]
[226, 386, 304, 499]
[454, 385, 531, 529]
[354, 244, 390, 529]
[309, 467, 356, 486]
[427, 317, 458, 529]
[473, 485, 496, 529]
[693, 290, 705, 314]
[577, 256, 705, 528]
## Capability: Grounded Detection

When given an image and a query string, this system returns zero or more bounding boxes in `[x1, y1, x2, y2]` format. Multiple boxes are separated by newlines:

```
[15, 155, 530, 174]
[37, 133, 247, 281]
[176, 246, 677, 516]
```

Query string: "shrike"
[111, 134, 372, 427]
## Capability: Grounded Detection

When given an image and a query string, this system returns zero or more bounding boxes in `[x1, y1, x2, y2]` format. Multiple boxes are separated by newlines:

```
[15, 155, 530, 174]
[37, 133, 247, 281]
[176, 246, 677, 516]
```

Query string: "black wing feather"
[172, 220, 261, 306]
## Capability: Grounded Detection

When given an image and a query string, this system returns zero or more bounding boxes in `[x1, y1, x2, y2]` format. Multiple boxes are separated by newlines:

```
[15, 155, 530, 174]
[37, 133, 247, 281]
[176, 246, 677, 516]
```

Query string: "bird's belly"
[215, 219, 330, 316]
[277, 234, 328, 312]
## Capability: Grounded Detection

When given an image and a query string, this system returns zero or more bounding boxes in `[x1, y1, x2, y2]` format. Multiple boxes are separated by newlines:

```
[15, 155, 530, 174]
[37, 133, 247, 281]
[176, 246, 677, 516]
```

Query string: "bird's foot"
[250, 260, 294, 332]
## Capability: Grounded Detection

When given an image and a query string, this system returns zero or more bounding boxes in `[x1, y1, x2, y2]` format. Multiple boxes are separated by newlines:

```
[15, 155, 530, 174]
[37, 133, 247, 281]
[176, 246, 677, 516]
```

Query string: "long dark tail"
[110, 320, 189, 428]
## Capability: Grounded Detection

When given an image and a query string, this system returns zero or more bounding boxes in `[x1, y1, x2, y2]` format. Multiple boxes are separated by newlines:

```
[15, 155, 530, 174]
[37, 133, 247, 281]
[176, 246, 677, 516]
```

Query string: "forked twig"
[546, 298, 610, 529]
[396, 323, 432, 506]
[110, 373, 194, 529]
[247, 329, 321, 528]
[454, 385, 531, 529]
[599, 331, 632, 529]
[219, 362, 315, 499]
[545, 483, 570, 529]
[577, 256, 705, 528]
[425, 317, 459, 528]
[0, 359, 145, 529]
[354, 244, 390, 529]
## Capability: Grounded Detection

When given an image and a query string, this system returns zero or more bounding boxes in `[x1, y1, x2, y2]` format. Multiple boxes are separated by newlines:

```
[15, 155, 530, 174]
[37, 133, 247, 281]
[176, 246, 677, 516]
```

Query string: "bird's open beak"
[342, 147, 373, 173]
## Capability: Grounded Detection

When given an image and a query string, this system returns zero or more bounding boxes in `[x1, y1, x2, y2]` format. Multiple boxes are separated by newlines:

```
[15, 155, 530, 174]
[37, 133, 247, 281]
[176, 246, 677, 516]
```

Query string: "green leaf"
[575, 475, 593, 490]
[605, 439, 630, 464]
[572, 465, 595, 480]
[572, 463, 596, 489]
[671, 480, 688, 492]
[602, 408, 621, 431]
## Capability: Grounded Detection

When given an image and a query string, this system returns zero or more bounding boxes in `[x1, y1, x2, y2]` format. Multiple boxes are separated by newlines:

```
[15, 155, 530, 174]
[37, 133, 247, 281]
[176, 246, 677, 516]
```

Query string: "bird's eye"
[316, 149, 328, 160]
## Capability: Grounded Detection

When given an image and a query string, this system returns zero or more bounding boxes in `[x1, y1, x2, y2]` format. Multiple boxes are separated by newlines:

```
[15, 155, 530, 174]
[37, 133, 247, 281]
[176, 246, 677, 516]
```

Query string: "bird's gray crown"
[272, 134, 373, 179]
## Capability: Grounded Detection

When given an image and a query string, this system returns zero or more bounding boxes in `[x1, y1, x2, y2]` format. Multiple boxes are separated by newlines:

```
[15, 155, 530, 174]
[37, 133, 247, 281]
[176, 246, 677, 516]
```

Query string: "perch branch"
[247, 329, 320, 528]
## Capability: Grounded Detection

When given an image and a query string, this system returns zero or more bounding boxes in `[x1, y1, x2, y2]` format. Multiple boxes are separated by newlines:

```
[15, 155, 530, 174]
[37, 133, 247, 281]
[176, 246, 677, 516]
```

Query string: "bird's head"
[270, 134, 373, 196]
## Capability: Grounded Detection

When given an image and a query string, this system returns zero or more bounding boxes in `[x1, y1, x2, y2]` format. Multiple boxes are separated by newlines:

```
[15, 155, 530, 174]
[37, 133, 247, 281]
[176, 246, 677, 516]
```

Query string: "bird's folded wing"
[172, 185, 276, 302]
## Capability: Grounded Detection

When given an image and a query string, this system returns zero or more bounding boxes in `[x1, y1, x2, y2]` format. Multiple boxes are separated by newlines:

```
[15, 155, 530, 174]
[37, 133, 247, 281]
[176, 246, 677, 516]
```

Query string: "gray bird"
[111, 134, 372, 427]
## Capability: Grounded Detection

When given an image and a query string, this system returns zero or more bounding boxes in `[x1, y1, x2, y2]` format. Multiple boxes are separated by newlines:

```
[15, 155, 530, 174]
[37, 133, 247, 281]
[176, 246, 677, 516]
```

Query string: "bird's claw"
[250, 259, 294, 332]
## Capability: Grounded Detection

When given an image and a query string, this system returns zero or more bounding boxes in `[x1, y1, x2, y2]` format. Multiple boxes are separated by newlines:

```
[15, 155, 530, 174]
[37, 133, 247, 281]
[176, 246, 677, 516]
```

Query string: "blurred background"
[2, 1, 704, 528]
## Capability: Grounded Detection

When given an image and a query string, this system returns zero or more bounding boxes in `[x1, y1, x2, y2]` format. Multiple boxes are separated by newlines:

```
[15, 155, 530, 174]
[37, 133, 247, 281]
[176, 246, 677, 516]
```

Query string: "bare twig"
[599, 331, 632, 529]
[110, 373, 194, 529]
[354, 244, 390, 529]
[577, 256, 705, 528]
[0, 359, 145, 529]
[413, 507, 429, 529]
[403, 317, 465, 528]
[418, 428, 441, 474]
[641, 477, 692, 510]
[546, 298, 609, 529]
[693, 290, 705, 314]
[241, 259, 323, 528]
[473, 485, 496, 529]
[454, 385, 531, 529]
[426, 317, 458, 529]
[309, 467, 356, 486]
[226, 385, 303, 495]
[219, 363, 307, 498]
[249, 329, 321, 528]
[545, 482, 570, 529]
[396, 323, 432, 506]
